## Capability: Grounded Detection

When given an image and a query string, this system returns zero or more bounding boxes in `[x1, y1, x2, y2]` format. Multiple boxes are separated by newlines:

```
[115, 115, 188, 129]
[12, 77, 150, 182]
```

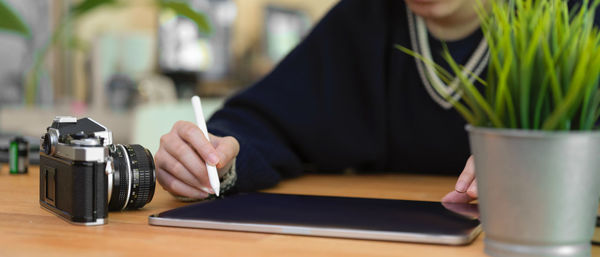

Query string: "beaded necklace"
[407, 8, 489, 109]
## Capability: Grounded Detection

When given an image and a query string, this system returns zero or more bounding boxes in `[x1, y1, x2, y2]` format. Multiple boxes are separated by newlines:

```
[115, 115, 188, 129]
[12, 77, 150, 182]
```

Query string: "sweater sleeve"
[207, 0, 394, 192]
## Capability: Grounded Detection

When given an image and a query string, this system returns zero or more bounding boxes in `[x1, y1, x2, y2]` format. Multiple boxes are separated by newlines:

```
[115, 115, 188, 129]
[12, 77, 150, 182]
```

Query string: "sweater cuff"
[207, 123, 282, 192]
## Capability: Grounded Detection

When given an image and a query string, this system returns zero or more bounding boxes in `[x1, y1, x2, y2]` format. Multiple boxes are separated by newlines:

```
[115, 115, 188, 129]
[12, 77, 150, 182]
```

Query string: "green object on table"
[9, 137, 28, 174]
[9, 140, 17, 174]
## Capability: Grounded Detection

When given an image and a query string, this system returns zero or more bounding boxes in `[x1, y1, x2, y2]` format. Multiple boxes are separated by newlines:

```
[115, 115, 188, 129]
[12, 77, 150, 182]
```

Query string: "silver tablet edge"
[148, 215, 482, 245]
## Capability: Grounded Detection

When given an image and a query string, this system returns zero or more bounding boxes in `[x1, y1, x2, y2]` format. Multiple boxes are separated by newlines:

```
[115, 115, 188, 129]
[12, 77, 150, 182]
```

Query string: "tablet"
[148, 193, 481, 245]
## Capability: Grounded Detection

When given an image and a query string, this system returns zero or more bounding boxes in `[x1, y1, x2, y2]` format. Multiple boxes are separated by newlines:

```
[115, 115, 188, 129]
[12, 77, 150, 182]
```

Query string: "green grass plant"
[397, 0, 600, 131]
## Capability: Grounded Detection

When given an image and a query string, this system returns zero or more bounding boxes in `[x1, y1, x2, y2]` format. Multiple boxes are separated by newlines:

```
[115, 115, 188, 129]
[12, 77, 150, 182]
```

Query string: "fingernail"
[455, 180, 468, 193]
[194, 191, 208, 199]
[200, 186, 216, 195]
[207, 153, 220, 165]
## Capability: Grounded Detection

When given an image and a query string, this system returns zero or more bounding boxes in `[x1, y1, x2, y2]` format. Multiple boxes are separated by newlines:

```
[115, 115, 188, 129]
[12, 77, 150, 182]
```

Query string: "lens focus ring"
[108, 144, 156, 211]
[127, 145, 156, 209]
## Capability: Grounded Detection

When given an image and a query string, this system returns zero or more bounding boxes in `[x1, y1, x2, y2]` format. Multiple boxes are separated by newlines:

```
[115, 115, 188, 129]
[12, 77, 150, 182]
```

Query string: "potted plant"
[398, 0, 600, 256]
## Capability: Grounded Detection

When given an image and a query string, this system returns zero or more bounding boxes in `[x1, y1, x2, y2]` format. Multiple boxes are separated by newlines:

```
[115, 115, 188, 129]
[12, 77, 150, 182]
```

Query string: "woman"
[154, 0, 489, 202]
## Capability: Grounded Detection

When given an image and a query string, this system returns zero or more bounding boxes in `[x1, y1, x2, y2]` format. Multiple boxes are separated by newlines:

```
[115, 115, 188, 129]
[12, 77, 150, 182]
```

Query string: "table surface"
[1, 166, 598, 257]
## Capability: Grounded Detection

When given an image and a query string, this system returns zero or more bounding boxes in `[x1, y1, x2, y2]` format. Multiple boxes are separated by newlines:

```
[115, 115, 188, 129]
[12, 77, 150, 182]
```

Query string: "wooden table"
[1, 166, 598, 257]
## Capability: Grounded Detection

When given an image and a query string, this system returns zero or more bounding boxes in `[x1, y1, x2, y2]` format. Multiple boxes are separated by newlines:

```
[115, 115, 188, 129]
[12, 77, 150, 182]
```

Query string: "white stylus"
[191, 95, 220, 196]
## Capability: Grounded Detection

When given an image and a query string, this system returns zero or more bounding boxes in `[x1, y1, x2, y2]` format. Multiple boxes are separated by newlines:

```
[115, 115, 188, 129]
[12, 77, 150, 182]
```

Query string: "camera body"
[40, 116, 156, 225]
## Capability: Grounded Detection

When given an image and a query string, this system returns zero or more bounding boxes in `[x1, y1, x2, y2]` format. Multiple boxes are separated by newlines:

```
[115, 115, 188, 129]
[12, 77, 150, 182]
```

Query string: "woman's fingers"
[160, 132, 211, 189]
[466, 179, 478, 199]
[174, 121, 220, 165]
[156, 166, 209, 199]
[155, 148, 207, 192]
[155, 121, 241, 199]
[441, 190, 476, 203]
[441, 156, 478, 203]
[455, 155, 475, 193]
[210, 135, 240, 170]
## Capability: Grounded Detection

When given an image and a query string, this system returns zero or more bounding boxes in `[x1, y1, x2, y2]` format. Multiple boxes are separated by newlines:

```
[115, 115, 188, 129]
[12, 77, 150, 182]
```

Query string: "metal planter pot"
[466, 126, 600, 257]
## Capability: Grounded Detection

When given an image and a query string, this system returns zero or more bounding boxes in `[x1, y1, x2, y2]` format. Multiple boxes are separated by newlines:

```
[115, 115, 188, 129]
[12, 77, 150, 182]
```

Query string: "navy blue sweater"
[207, 0, 598, 192]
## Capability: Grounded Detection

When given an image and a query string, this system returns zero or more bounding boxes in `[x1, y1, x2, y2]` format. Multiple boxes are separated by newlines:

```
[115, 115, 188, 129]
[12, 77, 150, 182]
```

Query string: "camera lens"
[108, 144, 156, 211]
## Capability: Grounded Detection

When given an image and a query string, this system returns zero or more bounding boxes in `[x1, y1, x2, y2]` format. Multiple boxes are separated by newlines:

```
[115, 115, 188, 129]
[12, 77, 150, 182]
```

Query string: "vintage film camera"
[40, 116, 156, 225]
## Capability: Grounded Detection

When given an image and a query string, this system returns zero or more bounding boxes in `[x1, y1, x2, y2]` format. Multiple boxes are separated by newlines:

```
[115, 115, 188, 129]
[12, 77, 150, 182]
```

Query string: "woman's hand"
[441, 155, 478, 203]
[155, 121, 240, 199]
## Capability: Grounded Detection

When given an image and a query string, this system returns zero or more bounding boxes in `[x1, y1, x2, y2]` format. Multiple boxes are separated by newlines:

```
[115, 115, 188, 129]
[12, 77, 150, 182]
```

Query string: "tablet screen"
[150, 193, 481, 244]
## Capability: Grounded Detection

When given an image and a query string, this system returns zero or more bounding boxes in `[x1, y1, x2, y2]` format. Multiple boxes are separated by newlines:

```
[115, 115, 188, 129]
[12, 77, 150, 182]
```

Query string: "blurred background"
[0, 0, 338, 162]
